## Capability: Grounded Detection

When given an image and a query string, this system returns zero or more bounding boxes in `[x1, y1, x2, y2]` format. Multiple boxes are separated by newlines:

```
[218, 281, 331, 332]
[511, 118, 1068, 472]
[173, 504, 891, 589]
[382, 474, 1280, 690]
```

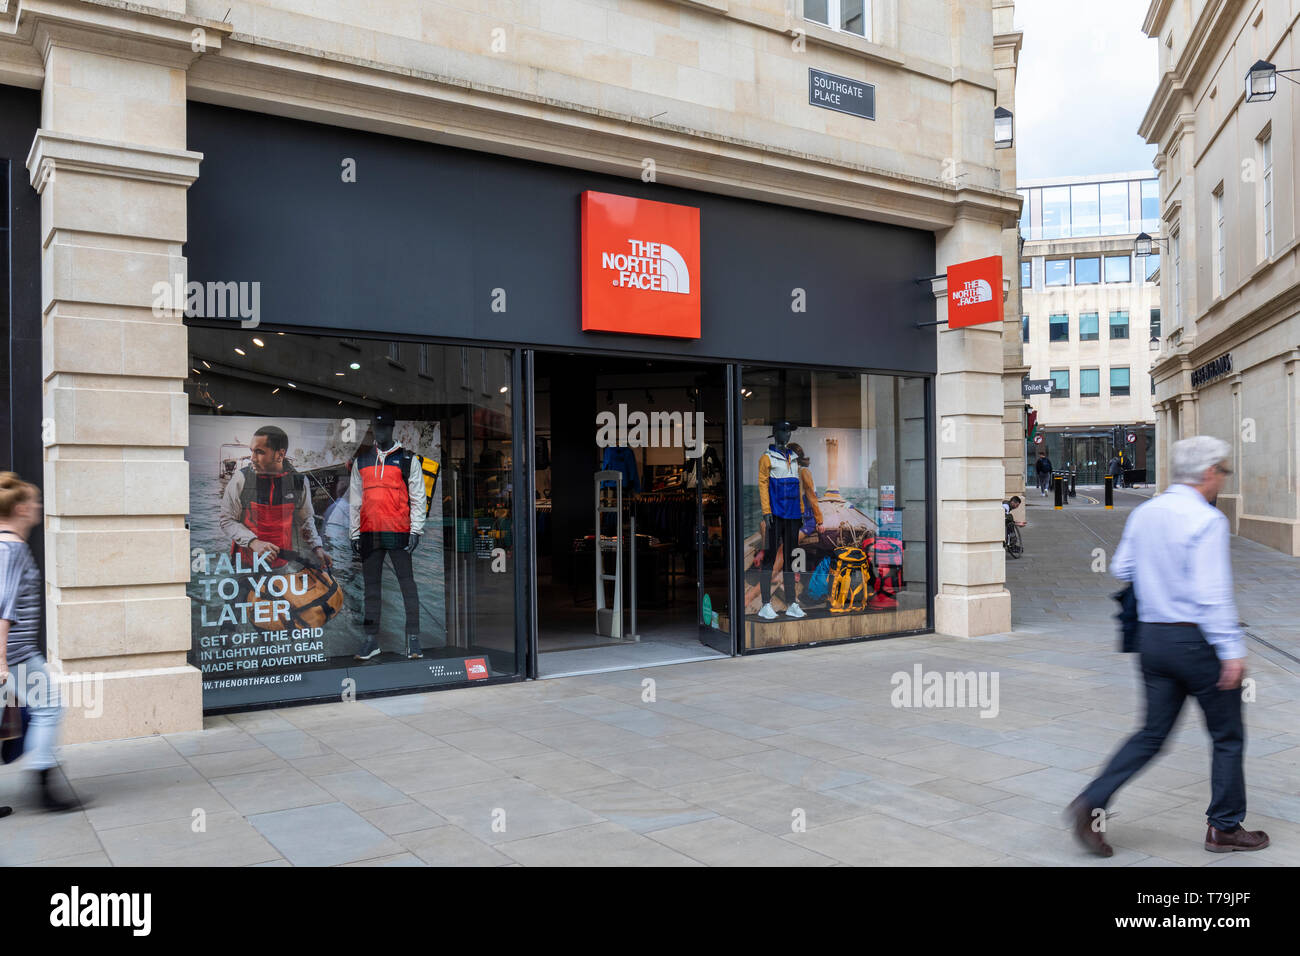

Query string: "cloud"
[1013, 0, 1159, 180]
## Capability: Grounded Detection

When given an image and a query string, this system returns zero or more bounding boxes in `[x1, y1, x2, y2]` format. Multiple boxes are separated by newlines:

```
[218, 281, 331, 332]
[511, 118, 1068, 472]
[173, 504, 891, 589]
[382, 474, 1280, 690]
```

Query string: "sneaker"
[406, 633, 423, 659]
[785, 603, 806, 619]
[757, 603, 777, 620]
[354, 635, 381, 661]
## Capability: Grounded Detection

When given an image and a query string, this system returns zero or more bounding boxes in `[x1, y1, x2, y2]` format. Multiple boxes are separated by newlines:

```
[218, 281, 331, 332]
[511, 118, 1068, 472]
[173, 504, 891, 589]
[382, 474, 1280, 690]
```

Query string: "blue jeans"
[8, 655, 62, 772]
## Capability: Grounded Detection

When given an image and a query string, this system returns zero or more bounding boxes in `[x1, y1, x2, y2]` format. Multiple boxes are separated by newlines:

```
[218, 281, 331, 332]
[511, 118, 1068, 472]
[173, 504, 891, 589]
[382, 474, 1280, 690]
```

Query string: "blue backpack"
[805, 555, 833, 603]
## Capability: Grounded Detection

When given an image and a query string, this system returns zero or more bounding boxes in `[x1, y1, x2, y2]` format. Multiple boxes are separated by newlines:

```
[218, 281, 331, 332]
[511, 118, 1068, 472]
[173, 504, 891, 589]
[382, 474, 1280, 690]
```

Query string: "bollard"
[1104, 475, 1113, 509]
[1054, 474, 1064, 510]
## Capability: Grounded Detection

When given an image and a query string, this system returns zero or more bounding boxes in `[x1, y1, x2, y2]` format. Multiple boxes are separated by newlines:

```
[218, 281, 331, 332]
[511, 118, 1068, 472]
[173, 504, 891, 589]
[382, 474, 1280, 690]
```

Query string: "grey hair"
[1170, 435, 1231, 485]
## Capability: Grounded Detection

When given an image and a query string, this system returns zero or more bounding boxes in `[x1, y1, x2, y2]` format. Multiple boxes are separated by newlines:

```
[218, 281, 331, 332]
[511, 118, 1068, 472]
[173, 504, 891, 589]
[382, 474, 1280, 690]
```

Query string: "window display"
[741, 368, 928, 649]
[186, 329, 517, 709]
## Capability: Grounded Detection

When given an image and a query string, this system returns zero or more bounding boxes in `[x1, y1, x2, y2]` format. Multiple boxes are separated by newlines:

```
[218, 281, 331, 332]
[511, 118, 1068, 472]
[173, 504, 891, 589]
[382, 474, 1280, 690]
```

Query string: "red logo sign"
[581, 190, 701, 338]
[464, 658, 489, 680]
[946, 255, 1004, 329]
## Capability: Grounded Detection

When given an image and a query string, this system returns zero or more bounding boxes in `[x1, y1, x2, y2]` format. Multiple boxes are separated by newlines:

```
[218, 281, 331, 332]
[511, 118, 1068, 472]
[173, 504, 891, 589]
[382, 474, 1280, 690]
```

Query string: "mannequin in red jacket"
[349, 410, 426, 661]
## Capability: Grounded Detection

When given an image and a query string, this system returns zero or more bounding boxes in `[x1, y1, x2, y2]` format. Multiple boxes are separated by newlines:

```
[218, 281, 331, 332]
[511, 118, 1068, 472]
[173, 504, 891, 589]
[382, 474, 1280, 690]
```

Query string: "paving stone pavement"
[2, 488, 1296, 866]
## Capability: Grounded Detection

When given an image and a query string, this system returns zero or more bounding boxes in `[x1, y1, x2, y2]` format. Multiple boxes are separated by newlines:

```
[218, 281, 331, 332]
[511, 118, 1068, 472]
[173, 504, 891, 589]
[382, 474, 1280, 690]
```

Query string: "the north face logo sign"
[601, 240, 691, 294]
[951, 278, 992, 308]
[944, 255, 1003, 329]
[581, 191, 701, 338]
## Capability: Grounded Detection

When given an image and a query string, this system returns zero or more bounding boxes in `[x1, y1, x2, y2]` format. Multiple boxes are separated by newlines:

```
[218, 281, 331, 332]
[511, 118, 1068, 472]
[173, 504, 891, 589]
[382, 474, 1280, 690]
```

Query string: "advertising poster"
[186, 415, 464, 709]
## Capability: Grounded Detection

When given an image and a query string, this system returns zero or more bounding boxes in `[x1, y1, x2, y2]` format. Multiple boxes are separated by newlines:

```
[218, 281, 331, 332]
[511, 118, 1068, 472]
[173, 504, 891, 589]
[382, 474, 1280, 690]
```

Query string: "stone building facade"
[1142, 0, 1300, 554]
[0, 0, 1020, 742]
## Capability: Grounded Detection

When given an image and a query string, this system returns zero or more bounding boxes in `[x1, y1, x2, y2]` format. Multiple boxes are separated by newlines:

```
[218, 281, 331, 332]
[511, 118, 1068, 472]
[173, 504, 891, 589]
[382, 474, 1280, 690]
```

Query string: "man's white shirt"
[1110, 482, 1244, 660]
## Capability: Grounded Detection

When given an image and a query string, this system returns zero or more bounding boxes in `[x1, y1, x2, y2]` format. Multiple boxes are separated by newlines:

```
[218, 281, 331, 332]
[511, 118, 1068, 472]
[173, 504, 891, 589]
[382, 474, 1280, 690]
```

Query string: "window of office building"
[740, 367, 928, 647]
[1020, 260, 1031, 288]
[1050, 369, 1070, 397]
[1080, 368, 1100, 397]
[1071, 183, 1100, 237]
[804, 0, 868, 38]
[1049, 313, 1069, 342]
[184, 329, 519, 709]
[1018, 190, 1030, 236]
[1100, 181, 1129, 233]
[1213, 184, 1225, 296]
[1045, 258, 1071, 286]
[1110, 366, 1131, 397]
[1103, 255, 1131, 283]
[1141, 179, 1160, 232]
[1109, 311, 1129, 340]
[1079, 312, 1099, 341]
[1144, 252, 1160, 281]
[1042, 186, 1071, 239]
[1150, 308, 1160, 341]
[1021, 314, 1029, 343]
[1074, 256, 1100, 285]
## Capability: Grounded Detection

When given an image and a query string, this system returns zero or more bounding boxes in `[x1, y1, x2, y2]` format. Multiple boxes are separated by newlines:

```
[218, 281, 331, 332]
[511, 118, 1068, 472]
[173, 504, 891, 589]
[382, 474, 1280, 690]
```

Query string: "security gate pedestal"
[594, 470, 623, 639]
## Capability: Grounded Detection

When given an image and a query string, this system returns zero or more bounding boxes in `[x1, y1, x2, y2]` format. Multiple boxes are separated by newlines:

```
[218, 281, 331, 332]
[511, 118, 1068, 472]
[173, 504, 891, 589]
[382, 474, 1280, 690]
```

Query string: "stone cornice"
[18, 0, 231, 69]
[26, 129, 202, 192]
[1143, 0, 1173, 37]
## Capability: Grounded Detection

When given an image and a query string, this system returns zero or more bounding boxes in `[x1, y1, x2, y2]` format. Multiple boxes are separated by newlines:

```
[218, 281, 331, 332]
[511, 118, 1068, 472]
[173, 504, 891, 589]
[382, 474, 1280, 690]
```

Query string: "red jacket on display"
[220, 465, 322, 569]
[349, 442, 427, 538]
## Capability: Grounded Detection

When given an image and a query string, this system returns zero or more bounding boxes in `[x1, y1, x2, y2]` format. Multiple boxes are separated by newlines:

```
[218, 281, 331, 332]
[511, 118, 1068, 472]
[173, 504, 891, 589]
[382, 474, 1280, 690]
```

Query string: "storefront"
[91, 102, 937, 712]
[1027, 425, 1156, 487]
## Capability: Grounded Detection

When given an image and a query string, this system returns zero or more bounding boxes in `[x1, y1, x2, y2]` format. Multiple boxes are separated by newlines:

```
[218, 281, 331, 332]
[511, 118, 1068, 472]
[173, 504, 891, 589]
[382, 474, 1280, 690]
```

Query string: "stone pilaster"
[932, 218, 1013, 637]
[26, 13, 218, 741]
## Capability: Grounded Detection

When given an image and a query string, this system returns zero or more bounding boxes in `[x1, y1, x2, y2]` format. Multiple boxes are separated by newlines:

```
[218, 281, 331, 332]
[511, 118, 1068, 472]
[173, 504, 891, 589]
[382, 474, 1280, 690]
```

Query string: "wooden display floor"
[728, 604, 927, 648]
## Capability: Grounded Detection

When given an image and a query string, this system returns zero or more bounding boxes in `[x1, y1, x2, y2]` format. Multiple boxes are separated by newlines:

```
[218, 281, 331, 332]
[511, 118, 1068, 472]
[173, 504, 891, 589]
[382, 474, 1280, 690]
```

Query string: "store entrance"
[530, 352, 732, 677]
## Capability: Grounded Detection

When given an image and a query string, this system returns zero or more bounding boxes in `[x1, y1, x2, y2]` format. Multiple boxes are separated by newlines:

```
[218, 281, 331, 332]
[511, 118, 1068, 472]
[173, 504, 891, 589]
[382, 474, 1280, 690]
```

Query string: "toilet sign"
[945, 256, 1004, 329]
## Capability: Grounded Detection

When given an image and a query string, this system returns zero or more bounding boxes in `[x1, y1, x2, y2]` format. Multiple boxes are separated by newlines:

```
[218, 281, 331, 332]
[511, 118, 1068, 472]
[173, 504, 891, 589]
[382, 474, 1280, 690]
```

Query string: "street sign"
[1126, 432, 1136, 444]
[1033, 434, 1044, 445]
[808, 68, 875, 120]
[1022, 378, 1054, 396]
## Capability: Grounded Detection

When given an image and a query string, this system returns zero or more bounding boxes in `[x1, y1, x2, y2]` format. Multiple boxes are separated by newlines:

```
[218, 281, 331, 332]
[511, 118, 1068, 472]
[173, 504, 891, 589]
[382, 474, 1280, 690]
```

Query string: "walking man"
[1067, 436, 1267, 857]
[1035, 452, 1053, 496]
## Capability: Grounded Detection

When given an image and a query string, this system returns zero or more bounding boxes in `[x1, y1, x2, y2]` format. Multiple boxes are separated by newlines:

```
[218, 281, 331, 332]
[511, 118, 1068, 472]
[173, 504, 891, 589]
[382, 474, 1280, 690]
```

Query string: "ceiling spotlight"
[201, 360, 211, 369]
[350, 362, 360, 370]
[271, 387, 280, 394]
[252, 337, 265, 347]
[234, 347, 246, 356]
[286, 382, 297, 388]
[335, 372, 345, 376]
[499, 385, 509, 393]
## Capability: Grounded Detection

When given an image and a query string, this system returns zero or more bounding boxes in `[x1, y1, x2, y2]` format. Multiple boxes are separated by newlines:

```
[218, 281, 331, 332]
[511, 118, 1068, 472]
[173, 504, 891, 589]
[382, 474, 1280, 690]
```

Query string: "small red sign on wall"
[946, 255, 1004, 329]
[581, 191, 701, 339]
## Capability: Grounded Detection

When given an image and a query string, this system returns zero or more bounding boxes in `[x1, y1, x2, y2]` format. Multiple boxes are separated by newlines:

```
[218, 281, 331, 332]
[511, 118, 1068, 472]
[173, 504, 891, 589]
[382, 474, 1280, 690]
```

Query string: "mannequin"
[350, 410, 428, 660]
[756, 421, 805, 620]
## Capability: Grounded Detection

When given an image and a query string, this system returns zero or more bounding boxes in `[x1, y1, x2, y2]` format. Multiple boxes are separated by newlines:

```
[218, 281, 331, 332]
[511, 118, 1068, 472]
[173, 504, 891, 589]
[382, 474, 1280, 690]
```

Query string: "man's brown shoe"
[1065, 796, 1113, 857]
[1205, 825, 1269, 852]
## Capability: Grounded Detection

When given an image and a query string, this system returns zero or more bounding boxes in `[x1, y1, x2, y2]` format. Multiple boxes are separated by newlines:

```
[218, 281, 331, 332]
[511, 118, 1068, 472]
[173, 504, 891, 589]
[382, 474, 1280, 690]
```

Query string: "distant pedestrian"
[0, 472, 77, 812]
[1109, 453, 1124, 489]
[1067, 437, 1266, 857]
[1035, 452, 1053, 496]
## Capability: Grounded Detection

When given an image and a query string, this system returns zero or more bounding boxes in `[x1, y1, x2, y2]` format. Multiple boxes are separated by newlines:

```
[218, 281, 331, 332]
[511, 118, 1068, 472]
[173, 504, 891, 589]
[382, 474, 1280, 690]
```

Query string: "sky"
[1013, 0, 1160, 181]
